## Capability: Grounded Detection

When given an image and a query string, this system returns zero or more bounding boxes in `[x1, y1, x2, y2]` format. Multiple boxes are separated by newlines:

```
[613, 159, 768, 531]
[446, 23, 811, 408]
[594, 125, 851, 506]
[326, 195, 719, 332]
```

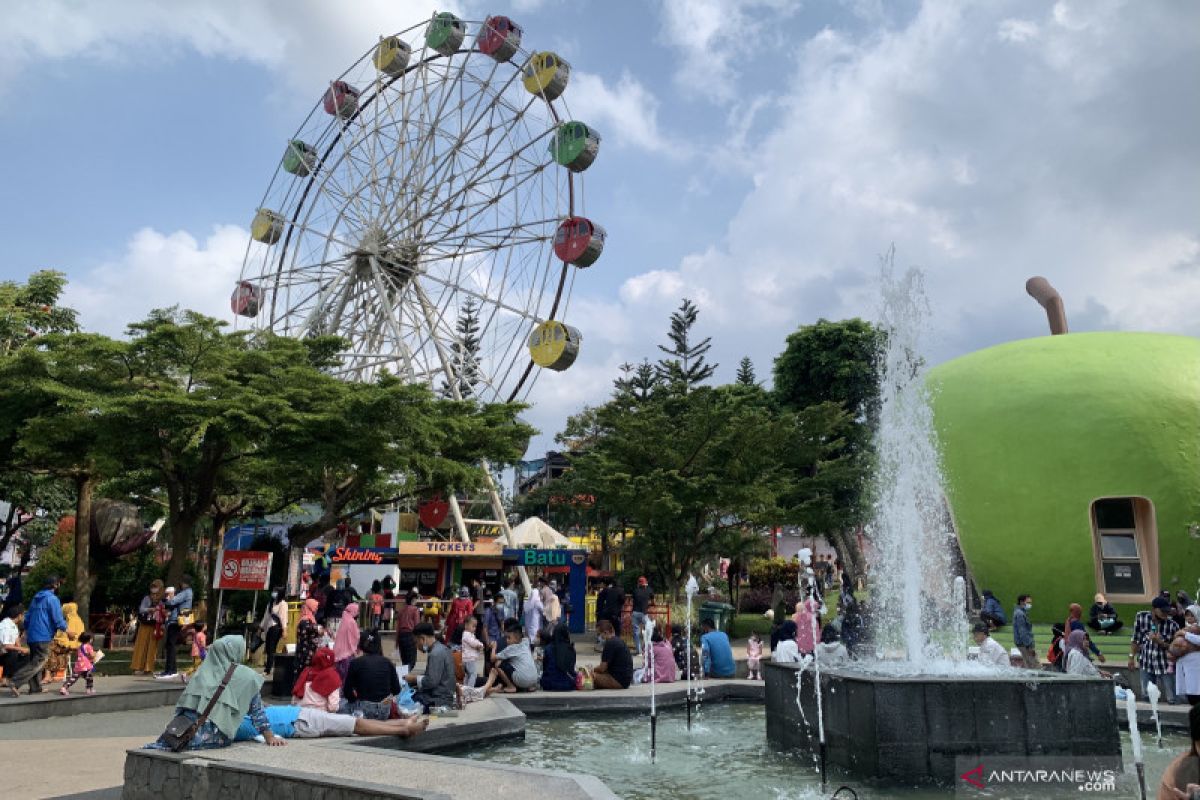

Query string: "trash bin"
[699, 601, 735, 633]
[269, 653, 298, 698]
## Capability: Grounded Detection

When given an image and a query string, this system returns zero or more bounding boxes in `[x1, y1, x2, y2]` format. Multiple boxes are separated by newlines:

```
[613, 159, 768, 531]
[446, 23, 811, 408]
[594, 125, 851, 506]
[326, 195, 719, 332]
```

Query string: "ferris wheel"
[233, 12, 606, 406]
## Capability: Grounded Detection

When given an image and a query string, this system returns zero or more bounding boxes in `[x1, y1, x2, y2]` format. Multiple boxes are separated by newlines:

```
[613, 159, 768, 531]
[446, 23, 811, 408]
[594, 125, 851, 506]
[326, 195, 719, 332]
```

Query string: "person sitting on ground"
[980, 589, 1007, 630]
[815, 625, 849, 666]
[1088, 593, 1124, 635]
[1063, 629, 1110, 678]
[146, 635, 285, 750]
[671, 624, 700, 679]
[773, 621, 802, 663]
[539, 623, 577, 692]
[344, 630, 402, 719]
[490, 623, 539, 693]
[593, 619, 633, 690]
[1157, 703, 1200, 800]
[405, 622, 456, 710]
[293, 646, 426, 738]
[700, 618, 736, 679]
[972, 621, 1009, 668]
[641, 626, 676, 684]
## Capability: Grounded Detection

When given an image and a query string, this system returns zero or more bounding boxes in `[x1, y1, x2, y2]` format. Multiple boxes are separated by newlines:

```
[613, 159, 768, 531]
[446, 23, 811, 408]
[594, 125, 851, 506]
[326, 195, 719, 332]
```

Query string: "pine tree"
[613, 359, 659, 403]
[736, 356, 757, 387]
[655, 298, 716, 393]
[442, 297, 482, 399]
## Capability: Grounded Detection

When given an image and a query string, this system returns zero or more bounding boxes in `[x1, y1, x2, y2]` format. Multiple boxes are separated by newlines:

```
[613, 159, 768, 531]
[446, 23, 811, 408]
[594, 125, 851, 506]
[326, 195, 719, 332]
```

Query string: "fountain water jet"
[764, 257, 1122, 784]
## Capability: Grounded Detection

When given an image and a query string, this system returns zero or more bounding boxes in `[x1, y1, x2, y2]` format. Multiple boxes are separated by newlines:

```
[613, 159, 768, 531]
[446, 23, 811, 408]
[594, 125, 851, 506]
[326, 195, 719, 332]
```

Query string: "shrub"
[747, 557, 800, 590]
[738, 585, 800, 615]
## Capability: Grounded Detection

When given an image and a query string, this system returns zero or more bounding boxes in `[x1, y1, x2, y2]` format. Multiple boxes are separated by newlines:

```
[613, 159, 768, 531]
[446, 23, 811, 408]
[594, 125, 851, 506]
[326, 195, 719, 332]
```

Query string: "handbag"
[248, 632, 264, 653]
[160, 663, 238, 752]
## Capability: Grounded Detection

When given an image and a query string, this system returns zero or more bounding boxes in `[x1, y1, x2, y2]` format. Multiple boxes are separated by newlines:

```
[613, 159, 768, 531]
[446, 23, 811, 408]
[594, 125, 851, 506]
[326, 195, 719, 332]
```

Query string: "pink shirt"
[642, 640, 676, 684]
[461, 630, 484, 663]
[301, 684, 341, 712]
[191, 631, 207, 659]
[75, 643, 95, 673]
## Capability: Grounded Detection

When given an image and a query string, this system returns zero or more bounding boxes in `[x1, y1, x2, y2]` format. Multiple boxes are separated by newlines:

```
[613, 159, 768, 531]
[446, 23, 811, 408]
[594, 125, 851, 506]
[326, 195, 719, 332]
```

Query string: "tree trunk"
[73, 474, 96, 619]
[831, 528, 865, 587]
[166, 512, 201, 587]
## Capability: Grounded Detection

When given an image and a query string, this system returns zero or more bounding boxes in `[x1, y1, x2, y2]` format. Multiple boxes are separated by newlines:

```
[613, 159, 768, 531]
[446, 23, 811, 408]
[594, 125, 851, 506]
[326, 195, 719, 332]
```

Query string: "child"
[489, 626, 538, 693]
[746, 630, 763, 680]
[182, 622, 207, 680]
[460, 616, 485, 688]
[60, 633, 95, 696]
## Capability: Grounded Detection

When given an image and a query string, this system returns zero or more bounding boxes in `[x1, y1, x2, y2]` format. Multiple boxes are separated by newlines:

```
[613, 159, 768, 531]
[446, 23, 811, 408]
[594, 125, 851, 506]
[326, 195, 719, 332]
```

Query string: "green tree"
[441, 297, 482, 400]
[735, 356, 757, 387]
[0, 270, 78, 356]
[655, 298, 716, 393]
[772, 318, 885, 578]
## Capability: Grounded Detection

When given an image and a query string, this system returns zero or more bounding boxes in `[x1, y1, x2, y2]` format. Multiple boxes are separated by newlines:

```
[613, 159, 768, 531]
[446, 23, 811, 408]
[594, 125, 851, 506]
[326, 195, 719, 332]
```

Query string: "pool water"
[450, 702, 1188, 799]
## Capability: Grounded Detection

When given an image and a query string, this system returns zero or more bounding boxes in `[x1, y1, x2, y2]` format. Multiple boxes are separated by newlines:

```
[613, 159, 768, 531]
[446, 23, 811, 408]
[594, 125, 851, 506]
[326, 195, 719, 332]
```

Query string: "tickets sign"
[214, 550, 274, 591]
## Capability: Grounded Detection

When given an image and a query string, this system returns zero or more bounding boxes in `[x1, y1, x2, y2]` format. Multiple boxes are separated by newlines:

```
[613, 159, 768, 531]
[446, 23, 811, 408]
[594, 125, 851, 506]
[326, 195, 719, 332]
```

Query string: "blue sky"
[2, 1, 1197, 455]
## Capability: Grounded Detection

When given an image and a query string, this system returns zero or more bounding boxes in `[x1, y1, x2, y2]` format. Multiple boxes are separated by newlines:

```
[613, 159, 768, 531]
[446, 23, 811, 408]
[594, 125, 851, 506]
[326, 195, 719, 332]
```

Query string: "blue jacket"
[25, 588, 67, 644]
[166, 587, 193, 623]
[1012, 606, 1034, 648]
[982, 596, 1007, 624]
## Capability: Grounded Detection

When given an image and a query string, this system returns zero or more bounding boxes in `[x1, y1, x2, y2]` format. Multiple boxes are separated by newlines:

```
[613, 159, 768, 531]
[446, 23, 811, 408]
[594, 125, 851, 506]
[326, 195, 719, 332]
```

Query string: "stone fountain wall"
[764, 661, 1121, 784]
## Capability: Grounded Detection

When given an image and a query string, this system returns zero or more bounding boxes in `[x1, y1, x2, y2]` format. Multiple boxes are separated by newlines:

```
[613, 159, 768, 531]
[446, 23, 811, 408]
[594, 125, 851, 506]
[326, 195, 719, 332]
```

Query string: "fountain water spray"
[866, 261, 968, 668]
[685, 574, 699, 730]
[797, 547, 827, 791]
[1145, 681, 1163, 749]
[644, 615, 657, 762]
[1123, 689, 1147, 800]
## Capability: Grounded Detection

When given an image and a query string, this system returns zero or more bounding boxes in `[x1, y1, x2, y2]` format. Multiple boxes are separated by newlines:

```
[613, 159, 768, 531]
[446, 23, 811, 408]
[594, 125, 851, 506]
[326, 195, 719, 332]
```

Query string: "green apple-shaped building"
[928, 331, 1200, 622]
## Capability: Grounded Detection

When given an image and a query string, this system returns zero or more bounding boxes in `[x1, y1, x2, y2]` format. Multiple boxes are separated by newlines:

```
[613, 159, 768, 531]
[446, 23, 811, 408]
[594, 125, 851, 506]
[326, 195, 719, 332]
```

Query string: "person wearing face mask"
[1012, 594, 1039, 669]
[405, 622, 455, 710]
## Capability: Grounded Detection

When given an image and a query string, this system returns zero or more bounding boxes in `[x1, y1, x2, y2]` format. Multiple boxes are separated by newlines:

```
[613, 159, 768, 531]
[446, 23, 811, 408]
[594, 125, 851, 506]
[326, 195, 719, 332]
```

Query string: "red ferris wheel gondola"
[477, 16, 522, 63]
[553, 216, 606, 267]
[230, 281, 262, 317]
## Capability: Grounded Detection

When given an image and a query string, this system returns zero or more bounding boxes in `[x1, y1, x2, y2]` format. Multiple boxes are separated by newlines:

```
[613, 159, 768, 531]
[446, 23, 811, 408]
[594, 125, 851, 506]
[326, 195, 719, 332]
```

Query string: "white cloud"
[0, 1, 468, 99]
[656, 0, 798, 102]
[64, 225, 247, 337]
[556, 0, 1200, 415]
[568, 71, 675, 155]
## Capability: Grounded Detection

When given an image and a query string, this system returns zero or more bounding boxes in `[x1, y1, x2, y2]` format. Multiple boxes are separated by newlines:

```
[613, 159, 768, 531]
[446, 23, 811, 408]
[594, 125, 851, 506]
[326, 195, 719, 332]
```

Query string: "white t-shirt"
[773, 639, 802, 663]
[978, 636, 1009, 668]
[0, 617, 18, 647]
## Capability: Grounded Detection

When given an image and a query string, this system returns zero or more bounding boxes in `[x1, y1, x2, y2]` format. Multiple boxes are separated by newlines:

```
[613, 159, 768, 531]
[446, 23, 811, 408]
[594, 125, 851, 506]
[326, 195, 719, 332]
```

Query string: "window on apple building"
[1090, 497, 1158, 601]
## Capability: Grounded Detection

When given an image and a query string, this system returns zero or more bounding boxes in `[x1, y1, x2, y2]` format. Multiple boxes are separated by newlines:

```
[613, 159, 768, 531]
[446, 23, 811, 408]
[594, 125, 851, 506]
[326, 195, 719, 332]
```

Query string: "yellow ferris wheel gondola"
[522, 51, 570, 101]
[528, 320, 582, 371]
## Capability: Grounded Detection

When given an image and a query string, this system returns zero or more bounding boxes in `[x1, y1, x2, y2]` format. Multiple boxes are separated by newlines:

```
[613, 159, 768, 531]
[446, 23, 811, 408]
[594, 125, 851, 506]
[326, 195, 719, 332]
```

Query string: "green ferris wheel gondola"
[282, 139, 316, 177]
[549, 121, 600, 172]
[426, 12, 466, 56]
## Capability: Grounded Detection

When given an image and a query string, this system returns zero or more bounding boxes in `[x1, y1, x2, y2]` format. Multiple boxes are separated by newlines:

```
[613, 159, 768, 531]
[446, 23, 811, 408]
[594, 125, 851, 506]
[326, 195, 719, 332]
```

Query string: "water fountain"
[764, 260, 1121, 784]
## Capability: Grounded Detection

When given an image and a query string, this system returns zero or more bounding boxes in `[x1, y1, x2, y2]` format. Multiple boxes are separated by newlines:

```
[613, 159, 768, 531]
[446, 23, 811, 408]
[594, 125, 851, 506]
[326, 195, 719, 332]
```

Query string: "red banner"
[214, 550, 273, 591]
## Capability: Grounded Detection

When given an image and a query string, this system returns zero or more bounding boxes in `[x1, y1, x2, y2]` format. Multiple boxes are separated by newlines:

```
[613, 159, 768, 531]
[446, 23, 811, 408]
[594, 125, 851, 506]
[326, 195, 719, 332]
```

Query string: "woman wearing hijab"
[146, 635, 284, 750]
[443, 587, 474, 644]
[540, 622, 578, 691]
[47, 602, 84, 682]
[259, 588, 289, 676]
[293, 646, 427, 738]
[1063, 630, 1110, 677]
[640, 625, 676, 684]
[131, 580, 165, 675]
[1065, 602, 1106, 664]
[1172, 605, 1200, 705]
[332, 602, 361, 680]
[773, 621, 802, 663]
[296, 598, 322, 670]
[793, 598, 818, 656]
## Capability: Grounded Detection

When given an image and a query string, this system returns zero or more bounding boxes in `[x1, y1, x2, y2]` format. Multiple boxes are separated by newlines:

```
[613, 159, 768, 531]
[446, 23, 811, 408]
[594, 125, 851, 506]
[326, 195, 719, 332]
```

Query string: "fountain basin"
[764, 661, 1121, 784]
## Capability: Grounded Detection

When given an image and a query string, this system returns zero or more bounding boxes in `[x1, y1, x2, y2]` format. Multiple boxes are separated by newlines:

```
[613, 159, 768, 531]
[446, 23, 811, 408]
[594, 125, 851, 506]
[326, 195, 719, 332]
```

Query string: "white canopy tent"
[508, 516, 574, 548]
